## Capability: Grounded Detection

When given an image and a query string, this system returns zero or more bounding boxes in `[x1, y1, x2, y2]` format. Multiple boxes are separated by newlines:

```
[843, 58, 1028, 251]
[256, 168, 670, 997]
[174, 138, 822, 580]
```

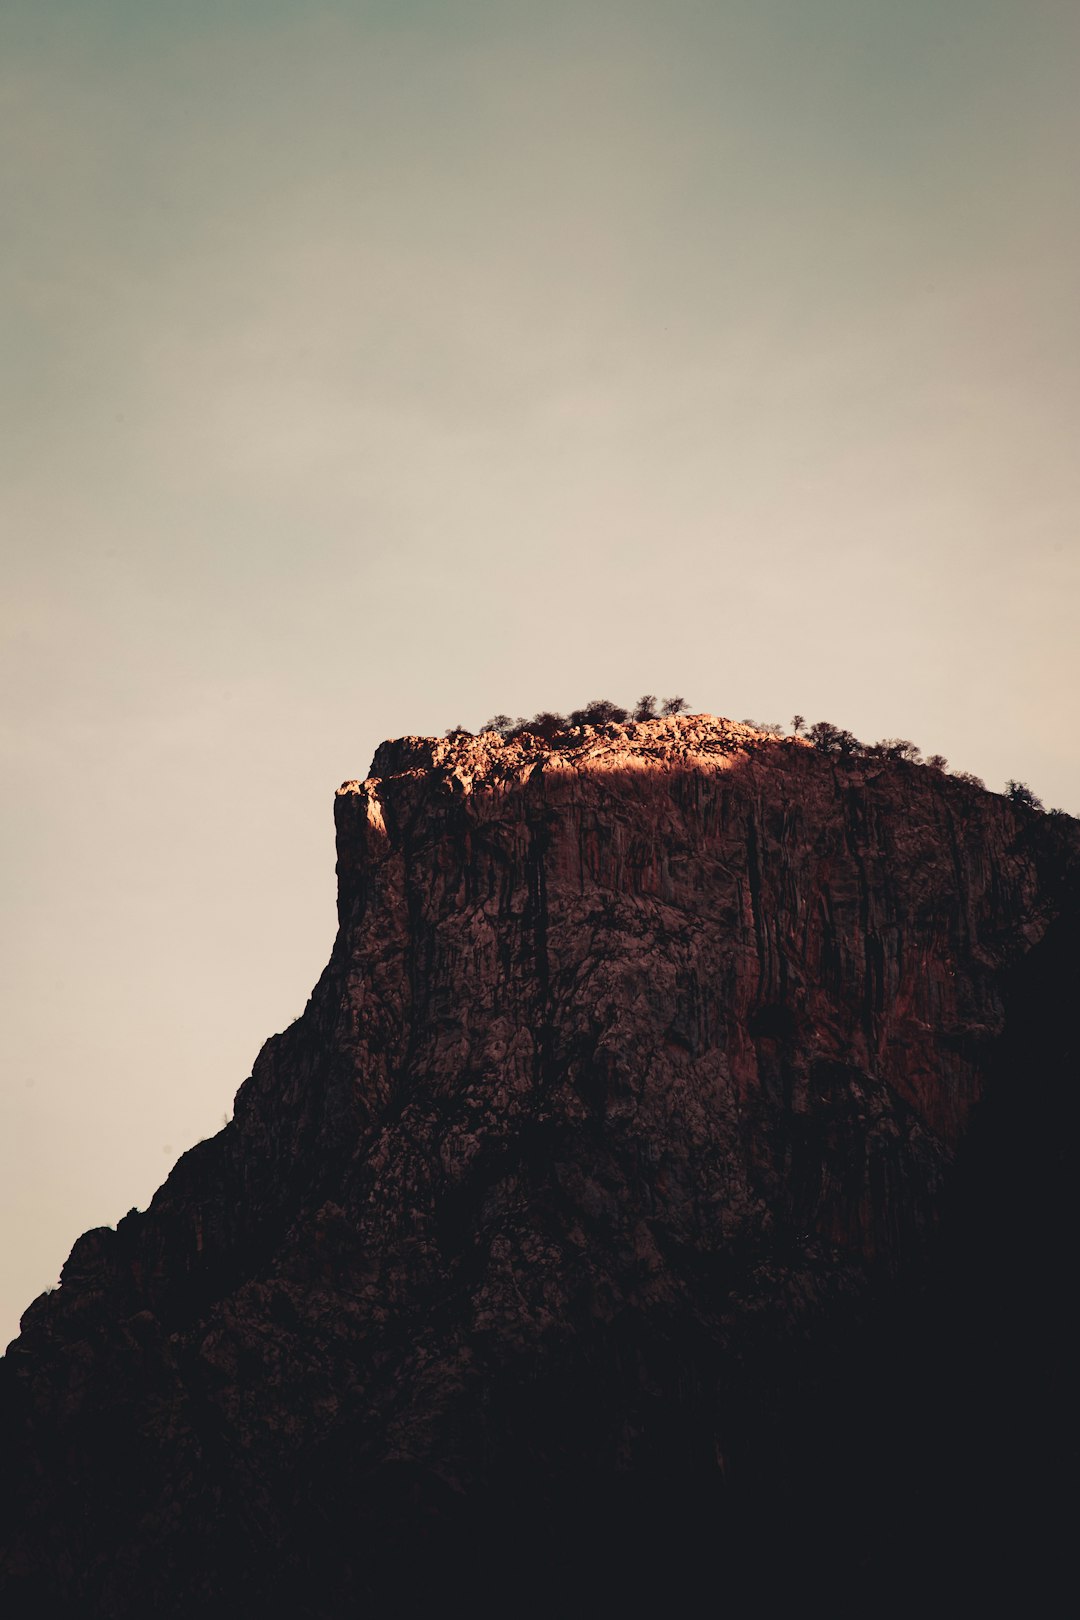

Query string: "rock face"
[2, 716, 1076, 1615]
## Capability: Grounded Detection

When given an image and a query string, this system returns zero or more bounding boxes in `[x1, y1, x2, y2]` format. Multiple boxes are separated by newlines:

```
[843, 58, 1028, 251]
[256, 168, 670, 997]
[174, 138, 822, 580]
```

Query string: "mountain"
[2, 715, 1076, 1616]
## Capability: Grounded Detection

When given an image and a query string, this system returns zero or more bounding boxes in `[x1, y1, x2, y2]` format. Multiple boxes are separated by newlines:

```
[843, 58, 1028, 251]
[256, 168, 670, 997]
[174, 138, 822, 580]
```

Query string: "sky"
[2, 0, 1079, 1345]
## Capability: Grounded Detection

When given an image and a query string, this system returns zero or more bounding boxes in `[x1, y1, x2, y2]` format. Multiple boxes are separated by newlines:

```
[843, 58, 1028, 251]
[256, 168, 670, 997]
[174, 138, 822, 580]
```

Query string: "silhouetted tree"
[521, 711, 570, 742]
[952, 771, 986, 789]
[482, 714, 515, 737]
[570, 699, 629, 727]
[791, 714, 806, 737]
[444, 724, 473, 739]
[926, 754, 948, 771]
[1005, 780, 1045, 812]
[634, 695, 659, 721]
[868, 739, 923, 763]
[660, 696, 689, 716]
[808, 720, 861, 756]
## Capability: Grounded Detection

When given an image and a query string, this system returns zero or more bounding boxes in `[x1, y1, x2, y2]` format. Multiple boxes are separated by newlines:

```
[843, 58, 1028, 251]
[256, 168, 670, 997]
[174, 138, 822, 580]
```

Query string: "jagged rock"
[2, 716, 1076, 1616]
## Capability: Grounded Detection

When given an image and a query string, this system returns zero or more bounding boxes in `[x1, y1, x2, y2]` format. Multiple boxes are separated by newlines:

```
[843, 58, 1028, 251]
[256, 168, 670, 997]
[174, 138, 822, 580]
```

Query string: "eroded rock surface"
[2, 716, 1076, 1615]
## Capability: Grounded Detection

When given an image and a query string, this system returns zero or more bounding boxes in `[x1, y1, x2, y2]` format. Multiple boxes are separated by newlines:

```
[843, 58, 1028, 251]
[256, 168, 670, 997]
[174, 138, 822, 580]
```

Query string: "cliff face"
[2, 717, 1076, 1615]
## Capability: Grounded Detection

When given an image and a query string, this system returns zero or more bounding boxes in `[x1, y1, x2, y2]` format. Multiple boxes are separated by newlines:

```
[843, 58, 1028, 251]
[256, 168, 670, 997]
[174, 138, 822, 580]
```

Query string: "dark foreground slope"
[2, 717, 1076, 1616]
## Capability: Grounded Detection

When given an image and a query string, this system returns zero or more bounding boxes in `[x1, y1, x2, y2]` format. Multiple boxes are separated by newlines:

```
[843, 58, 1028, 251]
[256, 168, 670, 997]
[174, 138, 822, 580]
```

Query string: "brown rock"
[2, 715, 1076, 1616]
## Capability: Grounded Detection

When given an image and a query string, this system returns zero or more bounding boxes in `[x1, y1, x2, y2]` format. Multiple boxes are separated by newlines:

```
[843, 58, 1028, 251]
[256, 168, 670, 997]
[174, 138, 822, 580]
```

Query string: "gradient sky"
[3, 0, 1078, 1345]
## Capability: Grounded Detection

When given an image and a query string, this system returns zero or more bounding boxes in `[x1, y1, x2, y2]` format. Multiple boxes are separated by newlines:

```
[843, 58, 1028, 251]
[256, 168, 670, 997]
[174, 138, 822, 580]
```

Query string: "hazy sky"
[3, 0, 1078, 1345]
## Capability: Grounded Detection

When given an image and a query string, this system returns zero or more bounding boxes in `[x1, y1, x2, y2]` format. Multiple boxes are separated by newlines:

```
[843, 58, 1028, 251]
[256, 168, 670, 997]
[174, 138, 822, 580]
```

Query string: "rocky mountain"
[2, 715, 1076, 1615]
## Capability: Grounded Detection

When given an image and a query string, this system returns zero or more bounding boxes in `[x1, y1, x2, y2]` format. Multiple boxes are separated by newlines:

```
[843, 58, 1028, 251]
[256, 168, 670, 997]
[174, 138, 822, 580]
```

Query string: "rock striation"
[2, 715, 1077, 1616]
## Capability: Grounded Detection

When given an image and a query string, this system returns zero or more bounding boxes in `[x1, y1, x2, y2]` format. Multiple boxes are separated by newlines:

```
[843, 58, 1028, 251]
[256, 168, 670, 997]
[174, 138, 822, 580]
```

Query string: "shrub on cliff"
[1005, 780, 1045, 812]
[569, 699, 630, 726]
[519, 711, 571, 742]
[477, 696, 696, 737]
[808, 720, 861, 756]
[867, 739, 923, 763]
[480, 710, 583, 743]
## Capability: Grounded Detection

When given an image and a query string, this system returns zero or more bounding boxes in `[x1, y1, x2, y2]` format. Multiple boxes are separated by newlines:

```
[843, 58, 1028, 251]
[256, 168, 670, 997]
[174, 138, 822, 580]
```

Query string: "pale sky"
[3, 0, 1079, 1345]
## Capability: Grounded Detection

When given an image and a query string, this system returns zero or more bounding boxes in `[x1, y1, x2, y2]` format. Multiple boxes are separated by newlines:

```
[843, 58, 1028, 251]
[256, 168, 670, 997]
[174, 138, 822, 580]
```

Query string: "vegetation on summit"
[442, 702, 1065, 816]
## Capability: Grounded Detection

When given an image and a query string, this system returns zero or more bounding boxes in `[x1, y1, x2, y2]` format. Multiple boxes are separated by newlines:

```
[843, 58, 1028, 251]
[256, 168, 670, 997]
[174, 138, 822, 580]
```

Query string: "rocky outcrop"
[2, 716, 1076, 1616]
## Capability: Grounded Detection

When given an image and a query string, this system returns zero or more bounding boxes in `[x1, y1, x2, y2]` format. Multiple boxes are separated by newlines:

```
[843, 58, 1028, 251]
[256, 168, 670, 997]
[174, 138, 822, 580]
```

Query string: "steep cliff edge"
[2, 716, 1076, 1615]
